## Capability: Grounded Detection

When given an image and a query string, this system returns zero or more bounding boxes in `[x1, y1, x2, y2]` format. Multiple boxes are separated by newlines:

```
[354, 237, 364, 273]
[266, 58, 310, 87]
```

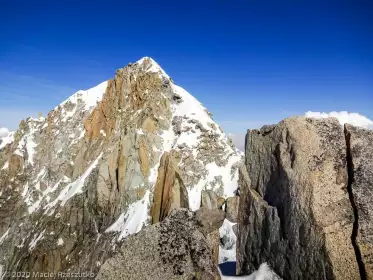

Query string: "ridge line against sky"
[1, 0, 372, 148]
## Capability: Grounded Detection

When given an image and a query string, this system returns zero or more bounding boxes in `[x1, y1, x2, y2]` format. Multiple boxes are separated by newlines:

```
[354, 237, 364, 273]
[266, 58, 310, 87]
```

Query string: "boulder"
[195, 207, 225, 236]
[237, 117, 361, 279]
[195, 207, 225, 266]
[225, 196, 239, 223]
[96, 209, 221, 280]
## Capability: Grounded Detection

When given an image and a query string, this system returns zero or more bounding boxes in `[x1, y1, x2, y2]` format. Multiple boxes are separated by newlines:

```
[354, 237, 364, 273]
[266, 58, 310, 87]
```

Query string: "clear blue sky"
[1, 0, 372, 137]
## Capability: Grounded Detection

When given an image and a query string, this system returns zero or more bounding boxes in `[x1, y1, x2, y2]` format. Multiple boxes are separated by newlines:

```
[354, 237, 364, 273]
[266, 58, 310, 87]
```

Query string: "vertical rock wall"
[237, 117, 367, 280]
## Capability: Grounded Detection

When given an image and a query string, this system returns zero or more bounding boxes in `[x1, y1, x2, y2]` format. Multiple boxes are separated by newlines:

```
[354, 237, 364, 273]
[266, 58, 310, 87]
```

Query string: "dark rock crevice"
[158, 156, 169, 222]
[115, 167, 120, 193]
[344, 126, 367, 280]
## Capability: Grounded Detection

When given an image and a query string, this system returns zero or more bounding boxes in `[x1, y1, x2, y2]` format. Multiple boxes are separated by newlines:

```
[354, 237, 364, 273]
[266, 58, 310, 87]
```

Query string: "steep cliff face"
[151, 151, 189, 224]
[0, 57, 242, 276]
[345, 124, 373, 279]
[237, 117, 363, 280]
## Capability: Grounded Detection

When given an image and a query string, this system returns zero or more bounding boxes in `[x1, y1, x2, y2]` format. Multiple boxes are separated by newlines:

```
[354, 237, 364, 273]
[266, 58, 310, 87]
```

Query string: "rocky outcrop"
[196, 207, 226, 267]
[151, 152, 188, 224]
[201, 190, 239, 223]
[195, 207, 225, 236]
[207, 229, 220, 266]
[201, 190, 220, 210]
[96, 209, 221, 280]
[225, 196, 239, 223]
[345, 124, 373, 279]
[237, 117, 367, 280]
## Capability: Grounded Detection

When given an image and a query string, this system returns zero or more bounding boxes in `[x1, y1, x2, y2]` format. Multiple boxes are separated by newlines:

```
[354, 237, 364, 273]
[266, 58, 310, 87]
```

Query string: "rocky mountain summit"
[0, 57, 242, 278]
[237, 117, 373, 280]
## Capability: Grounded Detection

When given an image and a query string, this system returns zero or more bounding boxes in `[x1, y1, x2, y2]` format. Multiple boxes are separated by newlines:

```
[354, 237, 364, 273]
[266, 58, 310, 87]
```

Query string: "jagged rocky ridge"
[0, 57, 242, 277]
[237, 117, 373, 280]
[97, 208, 224, 280]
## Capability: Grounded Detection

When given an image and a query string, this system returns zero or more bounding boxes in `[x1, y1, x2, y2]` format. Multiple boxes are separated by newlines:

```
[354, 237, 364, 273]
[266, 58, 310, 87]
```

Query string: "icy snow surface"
[105, 190, 150, 241]
[59, 81, 107, 112]
[219, 219, 237, 264]
[218, 262, 279, 280]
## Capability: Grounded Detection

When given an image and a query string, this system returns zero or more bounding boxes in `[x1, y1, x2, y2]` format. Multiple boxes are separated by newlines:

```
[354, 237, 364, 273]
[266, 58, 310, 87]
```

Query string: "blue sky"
[1, 0, 372, 140]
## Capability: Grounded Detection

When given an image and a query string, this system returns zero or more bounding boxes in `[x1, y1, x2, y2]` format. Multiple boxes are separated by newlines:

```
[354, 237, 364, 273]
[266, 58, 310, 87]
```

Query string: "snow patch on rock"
[0, 228, 10, 245]
[44, 153, 102, 212]
[29, 229, 45, 251]
[136, 57, 170, 80]
[1, 161, 9, 170]
[57, 237, 64, 246]
[105, 190, 150, 241]
[13, 119, 43, 165]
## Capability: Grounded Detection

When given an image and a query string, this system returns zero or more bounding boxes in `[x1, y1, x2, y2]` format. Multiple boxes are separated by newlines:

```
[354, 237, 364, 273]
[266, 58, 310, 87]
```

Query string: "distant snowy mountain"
[0, 128, 9, 138]
[0, 128, 14, 151]
[0, 57, 242, 275]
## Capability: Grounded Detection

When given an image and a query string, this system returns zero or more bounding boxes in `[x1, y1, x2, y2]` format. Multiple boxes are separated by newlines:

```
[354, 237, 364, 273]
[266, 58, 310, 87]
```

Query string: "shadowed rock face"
[237, 117, 367, 280]
[96, 209, 221, 280]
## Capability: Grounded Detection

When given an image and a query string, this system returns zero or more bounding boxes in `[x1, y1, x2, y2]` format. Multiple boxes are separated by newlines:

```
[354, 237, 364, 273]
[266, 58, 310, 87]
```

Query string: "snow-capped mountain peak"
[0, 57, 242, 274]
